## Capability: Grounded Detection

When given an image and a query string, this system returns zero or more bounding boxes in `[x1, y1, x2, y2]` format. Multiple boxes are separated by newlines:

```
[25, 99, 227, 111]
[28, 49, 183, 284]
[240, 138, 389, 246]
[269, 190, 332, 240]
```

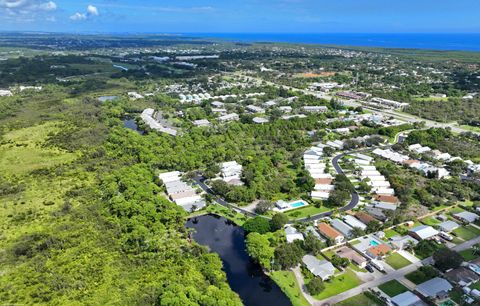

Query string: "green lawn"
[313, 269, 362, 300]
[286, 205, 330, 220]
[384, 253, 412, 270]
[350, 239, 361, 245]
[449, 207, 466, 214]
[384, 229, 400, 239]
[471, 281, 480, 291]
[378, 280, 408, 297]
[189, 204, 248, 226]
[348, 262, 367, 273]
[459, 246, 480, 261]
[420, 217, 441, 227]
[335, 292, 383, 306]
[270, 271, 310, 306]
[453, 226, 480, 241]
[404, 266, 439, 285]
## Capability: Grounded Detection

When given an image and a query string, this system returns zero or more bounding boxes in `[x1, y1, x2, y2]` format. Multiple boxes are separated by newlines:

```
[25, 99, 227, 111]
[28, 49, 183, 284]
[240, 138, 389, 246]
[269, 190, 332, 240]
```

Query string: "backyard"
[384, 253, 412, 270]
[453, 225, 480, 241]
[286, 205, 330, 220]
[335, 292, 384, 306]
[378, 280, 409, 297]
[312, 269, 362, 300]
[270, 271, 310, 306]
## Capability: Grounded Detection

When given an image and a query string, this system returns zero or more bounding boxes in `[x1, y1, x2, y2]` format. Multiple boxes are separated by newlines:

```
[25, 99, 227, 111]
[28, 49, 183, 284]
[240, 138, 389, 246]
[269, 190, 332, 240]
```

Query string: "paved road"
[315, 235, 480, 305]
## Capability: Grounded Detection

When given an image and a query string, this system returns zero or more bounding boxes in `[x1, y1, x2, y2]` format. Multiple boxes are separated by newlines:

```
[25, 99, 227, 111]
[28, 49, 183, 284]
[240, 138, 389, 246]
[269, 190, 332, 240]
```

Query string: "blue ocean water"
[187, 33, 480, 51]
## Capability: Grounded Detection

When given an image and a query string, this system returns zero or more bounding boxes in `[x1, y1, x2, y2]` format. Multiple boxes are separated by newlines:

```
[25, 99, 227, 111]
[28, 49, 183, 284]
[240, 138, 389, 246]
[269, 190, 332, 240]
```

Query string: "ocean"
[186, 33, 480, 51]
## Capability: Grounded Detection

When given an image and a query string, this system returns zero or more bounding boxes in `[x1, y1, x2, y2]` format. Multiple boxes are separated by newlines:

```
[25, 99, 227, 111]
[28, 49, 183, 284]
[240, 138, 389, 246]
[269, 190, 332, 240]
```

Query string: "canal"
[186, 214, 292, 306]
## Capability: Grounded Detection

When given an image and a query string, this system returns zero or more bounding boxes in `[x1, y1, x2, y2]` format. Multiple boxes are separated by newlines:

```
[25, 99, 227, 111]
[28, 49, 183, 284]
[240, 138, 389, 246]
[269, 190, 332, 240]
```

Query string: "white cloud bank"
[70, 4, 99, 21]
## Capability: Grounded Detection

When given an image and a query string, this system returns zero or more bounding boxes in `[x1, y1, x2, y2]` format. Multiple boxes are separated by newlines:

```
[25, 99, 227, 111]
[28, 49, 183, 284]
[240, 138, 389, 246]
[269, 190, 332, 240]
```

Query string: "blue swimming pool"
[290, 201, 307, 208]
[370, 240, 380, 247]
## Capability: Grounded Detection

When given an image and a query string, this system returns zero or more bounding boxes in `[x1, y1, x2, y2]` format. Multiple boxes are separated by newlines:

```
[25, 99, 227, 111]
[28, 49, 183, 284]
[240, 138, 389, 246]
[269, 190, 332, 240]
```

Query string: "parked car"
[365, 264, 374, 273]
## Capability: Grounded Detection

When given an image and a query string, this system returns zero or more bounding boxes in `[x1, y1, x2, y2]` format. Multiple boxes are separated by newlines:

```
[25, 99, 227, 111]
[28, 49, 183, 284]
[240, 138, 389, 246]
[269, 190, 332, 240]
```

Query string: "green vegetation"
[384, 253, 412, 270]
[459, 245, 480, 261]
[405, 266, 440, 284]
[312, 269, 362, 300]
[384, 229, 400, 239]
[433, 248, 463, 271]
[243, 216, 272, 234]
[453, 225, 480, 241]
[270, 271, 310, 306]
[335, 292, 384, 306]
[285, 205, 330, 219]
[378, 280, 409, 297]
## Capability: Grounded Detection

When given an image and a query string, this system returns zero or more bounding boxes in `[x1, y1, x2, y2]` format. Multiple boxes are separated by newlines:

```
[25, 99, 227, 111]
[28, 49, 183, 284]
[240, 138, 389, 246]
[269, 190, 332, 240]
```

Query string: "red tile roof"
[317, 222, 342, 239]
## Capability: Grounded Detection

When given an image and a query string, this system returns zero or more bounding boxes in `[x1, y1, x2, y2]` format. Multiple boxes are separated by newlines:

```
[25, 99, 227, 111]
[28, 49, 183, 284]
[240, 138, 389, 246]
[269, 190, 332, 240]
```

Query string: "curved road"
[193, 147, 366, 223]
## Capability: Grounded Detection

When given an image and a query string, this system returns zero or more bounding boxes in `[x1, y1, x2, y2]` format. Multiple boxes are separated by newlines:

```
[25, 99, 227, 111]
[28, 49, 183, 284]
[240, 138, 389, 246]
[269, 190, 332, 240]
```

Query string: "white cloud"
[87, 4, 98, 16]
[0, 0, 57, 22]
[70, 12, 86, 21]
[40, 1, 56, 11]
[70, 4, 99, 22]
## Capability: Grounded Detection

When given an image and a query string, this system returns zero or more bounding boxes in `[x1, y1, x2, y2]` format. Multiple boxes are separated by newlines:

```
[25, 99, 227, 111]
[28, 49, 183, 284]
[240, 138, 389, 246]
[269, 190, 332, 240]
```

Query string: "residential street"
[313, 236, 480, 305]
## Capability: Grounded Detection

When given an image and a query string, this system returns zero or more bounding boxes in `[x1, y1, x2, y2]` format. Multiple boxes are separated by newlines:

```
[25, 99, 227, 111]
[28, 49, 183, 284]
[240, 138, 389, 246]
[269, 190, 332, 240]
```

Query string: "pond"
[122, 118, 144, 135]
[186, 214, 292, 306]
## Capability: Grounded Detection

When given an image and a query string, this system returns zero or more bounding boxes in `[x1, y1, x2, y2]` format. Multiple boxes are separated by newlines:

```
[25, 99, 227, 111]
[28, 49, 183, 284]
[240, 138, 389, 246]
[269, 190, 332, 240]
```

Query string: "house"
[252, 117, 269, 124]
[302, 106, 328, 113]
[438, 220, 460, 232]
[302, 255, 335, 280]
[374, 195, 400, 205]
[317, 222, 344, 244]
[218, 113, 239, 122]
[311, 191, 330, 200]
[355, 212, 376, 224]
[408, 225, 439, 240]
[390, 235, 419, 250]
[246, 105, 265, 114]
[343, 215, 367, 231]
[305, 226, 326, 243]
[365, 207, 388, 221]
[193, 119, 211, 127]
[453, 211, 480, 223]
[415, 277, 452, 299]
[335, 246, 367, 268]
[444, 267, 480, 286]
[159, 171, 182, 183]
[221, 161, 243, 185]
[372, 202, 397, 211]
[374, 188, 395, 196]
[366, 244, 391, 259]
[285, 226, 304, 243]
[331, 219, 354, 238]
[391, 291, 426, 306]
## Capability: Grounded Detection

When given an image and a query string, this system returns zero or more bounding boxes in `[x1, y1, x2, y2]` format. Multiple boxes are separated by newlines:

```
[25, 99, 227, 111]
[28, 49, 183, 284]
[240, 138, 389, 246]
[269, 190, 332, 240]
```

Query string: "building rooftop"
[415, 277, 452, 298]
[409, 225, 439, 240]
[367, 244, 391, 257]
[391, 291, 426, 306]
[317, 222, 343, 239]
[302, 255, 335, 280]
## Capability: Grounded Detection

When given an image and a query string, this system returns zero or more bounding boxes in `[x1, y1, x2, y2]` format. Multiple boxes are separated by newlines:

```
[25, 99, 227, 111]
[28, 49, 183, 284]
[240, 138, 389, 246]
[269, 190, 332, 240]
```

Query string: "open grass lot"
[459, 246, 480, 261]
[270, 271, 310, 306]
[313, 269, 362, 300]
[384, 229, 400, 239]
[449, 207, 467, 214]
[286, 205, 330, 220]
[0, 121, 77, 176]
[472, 281, 480, 291]
[335, 292, 383, 306]
[384, 253, 412, 270]
[378, 280, 408, 297]
[453, 226, 480, 241]
[420, 217, 441, 226]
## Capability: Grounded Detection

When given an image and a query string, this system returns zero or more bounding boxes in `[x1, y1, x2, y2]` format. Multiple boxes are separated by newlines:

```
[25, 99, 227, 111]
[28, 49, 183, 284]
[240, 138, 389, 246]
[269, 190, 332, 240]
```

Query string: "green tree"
[246, 232, 274, 270]
[270, 213, 289, 231]
[306, 278, 325, 295]
[274, 242, 305, 269]
[433, 248, 463, 271]
[243, 217, 271, 234]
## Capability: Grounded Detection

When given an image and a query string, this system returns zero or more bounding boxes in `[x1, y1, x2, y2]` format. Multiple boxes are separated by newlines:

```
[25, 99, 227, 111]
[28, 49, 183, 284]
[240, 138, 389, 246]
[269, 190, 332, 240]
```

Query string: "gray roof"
[454, 211, 479, 223]
[305, 226, 325, 242]
[415, 277, 452, 298]
[438, 220, 460, 232]
[331, 219, 353, 237]
[302, 255, 335, 279]
[390, 235, 419, 249]
[373, 202, 397, 211]
[391, 291, 425, 306]
[285, 226, 300, 235]
[180, 200, 206, 212]
[409, 225, 439, 240]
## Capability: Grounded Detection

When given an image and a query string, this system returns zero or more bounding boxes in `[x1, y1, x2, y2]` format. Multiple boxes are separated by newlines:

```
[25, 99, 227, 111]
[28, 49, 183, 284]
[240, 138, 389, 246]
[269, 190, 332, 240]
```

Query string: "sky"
[1, 0, 480, 34]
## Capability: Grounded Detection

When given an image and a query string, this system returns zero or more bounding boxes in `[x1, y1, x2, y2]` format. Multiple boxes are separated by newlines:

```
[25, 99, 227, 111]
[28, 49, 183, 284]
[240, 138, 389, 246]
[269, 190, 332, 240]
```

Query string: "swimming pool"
[290, 201, 307, 208]
[370, 240, 380, 247]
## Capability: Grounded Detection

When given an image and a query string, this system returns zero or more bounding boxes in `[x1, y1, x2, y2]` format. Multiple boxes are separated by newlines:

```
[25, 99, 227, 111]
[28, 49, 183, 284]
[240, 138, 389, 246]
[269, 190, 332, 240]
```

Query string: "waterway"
[185, 214, 292, 306]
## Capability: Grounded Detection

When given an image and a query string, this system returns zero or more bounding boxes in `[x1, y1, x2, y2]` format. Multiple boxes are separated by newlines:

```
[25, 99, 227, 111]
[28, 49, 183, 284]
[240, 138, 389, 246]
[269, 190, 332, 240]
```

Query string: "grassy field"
[270, 271, 310, 306]
[420, 217, 441, 227]
[286, 205, 330, 220]
[313, 269, 362, 300]
[384, 229, 400, 239]
[453, 226, 480, 241]
[0, 121, 77, 175]
[378, 280, 408, 297]
[335, 292, 383, 306]
[188, 203, 248, 226]
[384, 253, 412, 270]
[459, 248, 480, 261]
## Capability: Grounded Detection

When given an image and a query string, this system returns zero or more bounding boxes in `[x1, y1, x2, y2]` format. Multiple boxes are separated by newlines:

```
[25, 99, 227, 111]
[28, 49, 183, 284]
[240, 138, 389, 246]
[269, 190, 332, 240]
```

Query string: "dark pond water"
[186, 214, 292, 306]
[122, 118, 144, 135]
